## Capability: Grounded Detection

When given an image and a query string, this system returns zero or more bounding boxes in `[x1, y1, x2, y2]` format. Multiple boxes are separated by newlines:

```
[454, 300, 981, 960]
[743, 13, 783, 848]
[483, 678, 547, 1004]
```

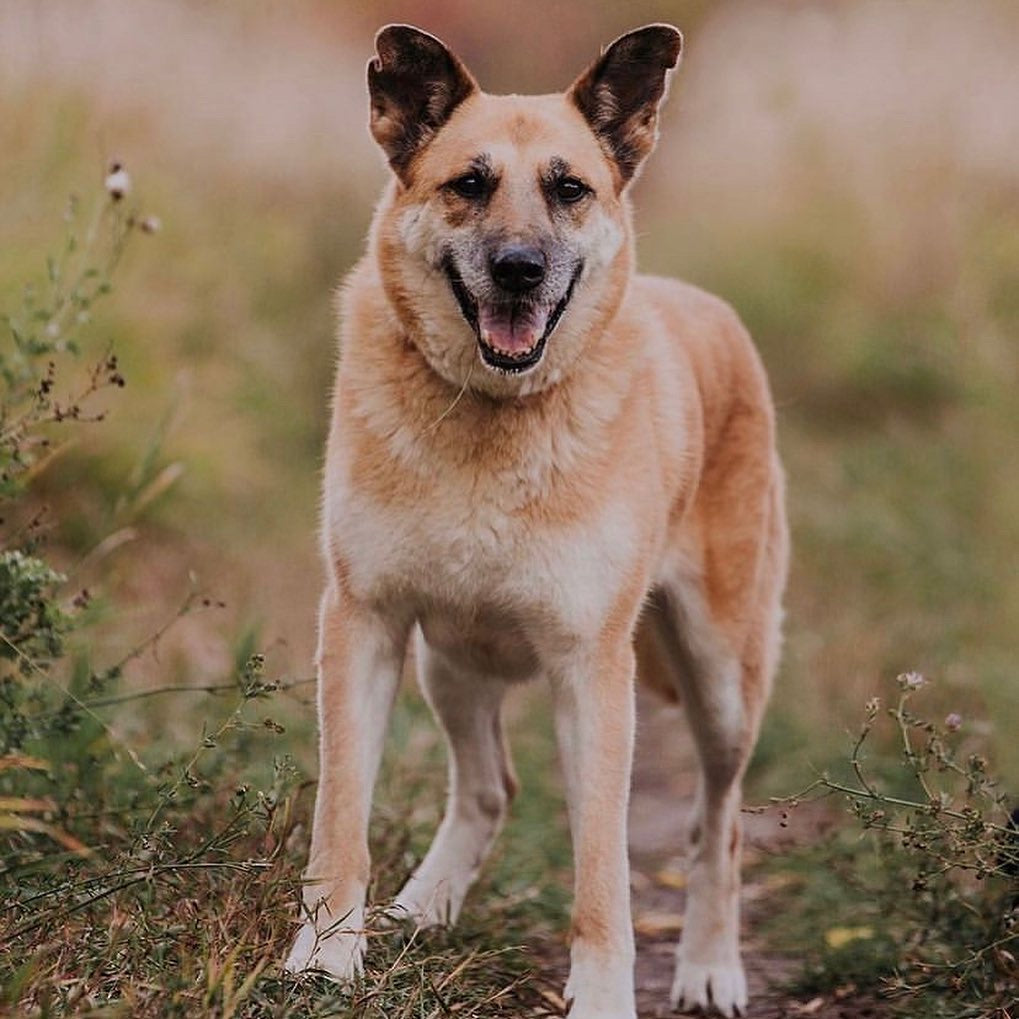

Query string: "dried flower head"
[104, 162, 131, 201]
[898, 671, 927, 691]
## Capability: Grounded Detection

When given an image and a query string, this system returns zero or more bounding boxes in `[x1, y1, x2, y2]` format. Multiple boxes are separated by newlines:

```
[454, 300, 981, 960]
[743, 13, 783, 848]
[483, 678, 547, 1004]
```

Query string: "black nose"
[490, 245, 546, 293]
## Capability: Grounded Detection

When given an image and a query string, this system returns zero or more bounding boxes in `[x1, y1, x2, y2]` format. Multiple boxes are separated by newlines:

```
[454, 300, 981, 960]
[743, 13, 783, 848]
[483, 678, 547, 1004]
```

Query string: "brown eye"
[554, 177, 589, 204]
[448, 173, 487, 199]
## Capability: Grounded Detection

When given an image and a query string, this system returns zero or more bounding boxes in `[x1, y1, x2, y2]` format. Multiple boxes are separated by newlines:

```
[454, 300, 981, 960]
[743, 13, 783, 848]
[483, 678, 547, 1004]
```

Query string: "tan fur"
[285, 25, 788, 1019]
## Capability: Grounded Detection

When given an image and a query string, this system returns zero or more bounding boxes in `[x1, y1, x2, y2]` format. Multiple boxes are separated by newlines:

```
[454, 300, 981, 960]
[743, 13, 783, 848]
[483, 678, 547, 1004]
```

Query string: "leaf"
[0, 813, 90, 853]
[791, 998, 825, 1015]
[0, 796, 56, 812]
[0, 754, 50, 772]
[824, 925, 874, 949]
[634, 910, 684, 936]
[654, 865, 687, 890]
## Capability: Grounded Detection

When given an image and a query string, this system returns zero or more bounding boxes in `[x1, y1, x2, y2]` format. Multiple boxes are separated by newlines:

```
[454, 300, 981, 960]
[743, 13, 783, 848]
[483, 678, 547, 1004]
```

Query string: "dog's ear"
[569, 25, 682, 186]
[368, 25, 478, 182]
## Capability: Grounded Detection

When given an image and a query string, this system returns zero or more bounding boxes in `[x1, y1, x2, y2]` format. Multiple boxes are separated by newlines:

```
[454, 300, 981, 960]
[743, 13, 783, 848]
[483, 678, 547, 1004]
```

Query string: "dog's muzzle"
[442, 257, 582, 374]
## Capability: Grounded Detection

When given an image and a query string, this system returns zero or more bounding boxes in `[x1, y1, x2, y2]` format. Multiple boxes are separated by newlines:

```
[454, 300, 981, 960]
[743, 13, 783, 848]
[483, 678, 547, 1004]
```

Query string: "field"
[2, 2, 1017, 1017]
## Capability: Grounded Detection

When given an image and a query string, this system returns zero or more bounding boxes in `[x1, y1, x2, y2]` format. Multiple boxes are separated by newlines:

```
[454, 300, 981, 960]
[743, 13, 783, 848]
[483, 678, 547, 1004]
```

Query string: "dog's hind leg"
[656, 574, 756, 1018]
[663, 490, 785, 1016]
[392, 631, 517, 927]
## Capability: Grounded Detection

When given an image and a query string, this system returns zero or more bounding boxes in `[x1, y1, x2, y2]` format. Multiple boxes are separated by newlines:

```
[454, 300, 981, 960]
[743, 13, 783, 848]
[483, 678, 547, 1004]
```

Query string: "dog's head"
[366, 24, 682, 396]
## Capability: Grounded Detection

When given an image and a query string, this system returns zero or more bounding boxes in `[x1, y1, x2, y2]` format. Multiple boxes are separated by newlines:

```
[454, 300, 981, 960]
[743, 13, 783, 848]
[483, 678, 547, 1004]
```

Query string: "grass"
[2, 659, 572, 1018]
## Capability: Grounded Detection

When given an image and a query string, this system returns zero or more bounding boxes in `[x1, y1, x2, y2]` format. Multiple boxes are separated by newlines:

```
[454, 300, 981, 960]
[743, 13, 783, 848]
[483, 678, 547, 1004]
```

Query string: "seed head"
[898, 671, 926, 691]
[104, 162, 131, 201]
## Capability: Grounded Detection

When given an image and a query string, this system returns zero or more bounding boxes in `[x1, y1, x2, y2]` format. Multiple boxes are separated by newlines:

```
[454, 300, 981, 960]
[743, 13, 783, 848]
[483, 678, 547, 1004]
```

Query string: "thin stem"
[776, 777, 1012, 835]
[0, 631, 147, 776]
[83, 675, 314, 710]
[850, 720, 880, 799]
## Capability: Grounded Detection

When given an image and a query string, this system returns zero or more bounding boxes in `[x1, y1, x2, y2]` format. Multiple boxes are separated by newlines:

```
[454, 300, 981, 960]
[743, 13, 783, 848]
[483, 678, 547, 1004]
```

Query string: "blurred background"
[2, 0, 1017, 788]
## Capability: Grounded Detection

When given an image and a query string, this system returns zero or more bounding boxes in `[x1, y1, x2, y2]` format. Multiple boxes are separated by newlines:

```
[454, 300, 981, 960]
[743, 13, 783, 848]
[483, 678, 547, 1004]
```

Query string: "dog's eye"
[554, 177, 589, 204]
[448, 173, 487, 199]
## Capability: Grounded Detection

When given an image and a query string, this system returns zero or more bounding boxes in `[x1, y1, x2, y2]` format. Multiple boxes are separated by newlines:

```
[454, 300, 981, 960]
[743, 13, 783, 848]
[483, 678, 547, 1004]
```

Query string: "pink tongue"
[478, 305, 549, 356]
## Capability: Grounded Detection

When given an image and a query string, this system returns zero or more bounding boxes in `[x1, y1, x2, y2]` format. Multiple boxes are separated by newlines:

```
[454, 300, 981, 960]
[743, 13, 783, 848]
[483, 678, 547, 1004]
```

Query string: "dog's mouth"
[442, 258, 582, 374]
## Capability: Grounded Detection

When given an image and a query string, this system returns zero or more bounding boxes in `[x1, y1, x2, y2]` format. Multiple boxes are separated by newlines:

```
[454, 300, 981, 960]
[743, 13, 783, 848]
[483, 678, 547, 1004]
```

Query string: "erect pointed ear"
[367, 25, 478, 182]
[568, 24, 683, 186]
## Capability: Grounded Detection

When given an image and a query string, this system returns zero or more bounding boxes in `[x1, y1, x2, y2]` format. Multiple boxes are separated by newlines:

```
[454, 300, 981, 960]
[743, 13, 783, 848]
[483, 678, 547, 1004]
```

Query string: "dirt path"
[625, 691, 885, 1019]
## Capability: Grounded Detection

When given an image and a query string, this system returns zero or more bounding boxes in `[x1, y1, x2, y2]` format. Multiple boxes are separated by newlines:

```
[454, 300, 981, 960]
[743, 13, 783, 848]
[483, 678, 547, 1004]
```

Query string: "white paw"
[284, 920, 365, 982]
[563, 960, 636, 1019]
[392, 873, 464, 928]
[670, 957, 748, 1017]
[564, 998, 637, 1019]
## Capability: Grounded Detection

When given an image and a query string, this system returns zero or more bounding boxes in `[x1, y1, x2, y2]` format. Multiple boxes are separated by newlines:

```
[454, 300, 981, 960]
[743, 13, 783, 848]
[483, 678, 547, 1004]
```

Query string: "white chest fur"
[325, 459, 642, 677]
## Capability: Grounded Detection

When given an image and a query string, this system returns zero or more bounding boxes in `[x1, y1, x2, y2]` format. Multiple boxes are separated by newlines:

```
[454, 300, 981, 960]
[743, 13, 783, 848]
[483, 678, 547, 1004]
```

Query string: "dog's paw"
[283, 922, 365, 982]
[563, 998, 637, 1019]
[391, 874, 464, 928]
[670, 956, 748, 1017]
[563, 996, 637, 1019]
[562, 961, 637, 1019]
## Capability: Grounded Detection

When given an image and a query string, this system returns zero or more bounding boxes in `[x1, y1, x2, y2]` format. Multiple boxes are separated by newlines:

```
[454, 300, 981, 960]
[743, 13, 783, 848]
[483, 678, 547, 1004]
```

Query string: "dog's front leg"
[285, 585, 405, 981]
[553, 640, 637, 1019]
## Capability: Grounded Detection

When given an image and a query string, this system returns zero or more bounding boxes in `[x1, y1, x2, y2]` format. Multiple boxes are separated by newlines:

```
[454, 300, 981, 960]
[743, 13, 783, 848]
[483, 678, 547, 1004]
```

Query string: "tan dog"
[284, 24, 788, 1019]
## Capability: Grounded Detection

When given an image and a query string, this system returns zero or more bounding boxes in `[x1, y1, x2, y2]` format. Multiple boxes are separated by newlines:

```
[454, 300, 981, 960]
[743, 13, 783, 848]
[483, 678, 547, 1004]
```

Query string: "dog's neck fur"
[339, 215, 639, 449]
[331, 251, 650, 524]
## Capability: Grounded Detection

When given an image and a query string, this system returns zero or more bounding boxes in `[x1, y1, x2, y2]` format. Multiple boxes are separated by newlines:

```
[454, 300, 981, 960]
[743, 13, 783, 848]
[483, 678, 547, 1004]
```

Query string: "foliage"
[1, 177, 143, 829]
[1, 188, 135, 512]
[1, 551, 72, 683]
[772, 677, 1017, 1018]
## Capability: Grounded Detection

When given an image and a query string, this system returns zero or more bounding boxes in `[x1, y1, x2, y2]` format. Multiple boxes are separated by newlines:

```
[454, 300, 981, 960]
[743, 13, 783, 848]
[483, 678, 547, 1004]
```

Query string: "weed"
[770, 676, 1017, 1017]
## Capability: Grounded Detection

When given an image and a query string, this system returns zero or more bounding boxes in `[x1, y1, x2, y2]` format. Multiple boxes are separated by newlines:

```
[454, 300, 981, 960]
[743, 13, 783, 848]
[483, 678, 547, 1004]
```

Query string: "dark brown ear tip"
[374, 23, 433, 46]
[373, 23, 448, 65]
[615, 23, 684, 67]
[657, 24, 684, 64]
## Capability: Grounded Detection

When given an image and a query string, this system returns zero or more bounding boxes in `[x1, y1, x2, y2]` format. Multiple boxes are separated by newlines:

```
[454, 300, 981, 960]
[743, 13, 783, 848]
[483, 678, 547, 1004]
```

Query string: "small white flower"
[139, 215, 161, 234]
[45, 321, 60, 339]
[944, 713, 962, 732]
[898, 671, 926, 690]
[104, 162, 131, 201]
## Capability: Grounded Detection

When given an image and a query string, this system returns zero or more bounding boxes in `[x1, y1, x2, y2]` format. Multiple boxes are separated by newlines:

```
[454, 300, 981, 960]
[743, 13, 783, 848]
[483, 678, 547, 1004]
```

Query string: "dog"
[284, 23, 788, 1019]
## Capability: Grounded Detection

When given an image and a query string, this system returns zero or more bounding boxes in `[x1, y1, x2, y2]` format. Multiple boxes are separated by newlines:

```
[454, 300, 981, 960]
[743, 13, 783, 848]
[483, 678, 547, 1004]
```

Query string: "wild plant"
[780, 674, 1017, 1017]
